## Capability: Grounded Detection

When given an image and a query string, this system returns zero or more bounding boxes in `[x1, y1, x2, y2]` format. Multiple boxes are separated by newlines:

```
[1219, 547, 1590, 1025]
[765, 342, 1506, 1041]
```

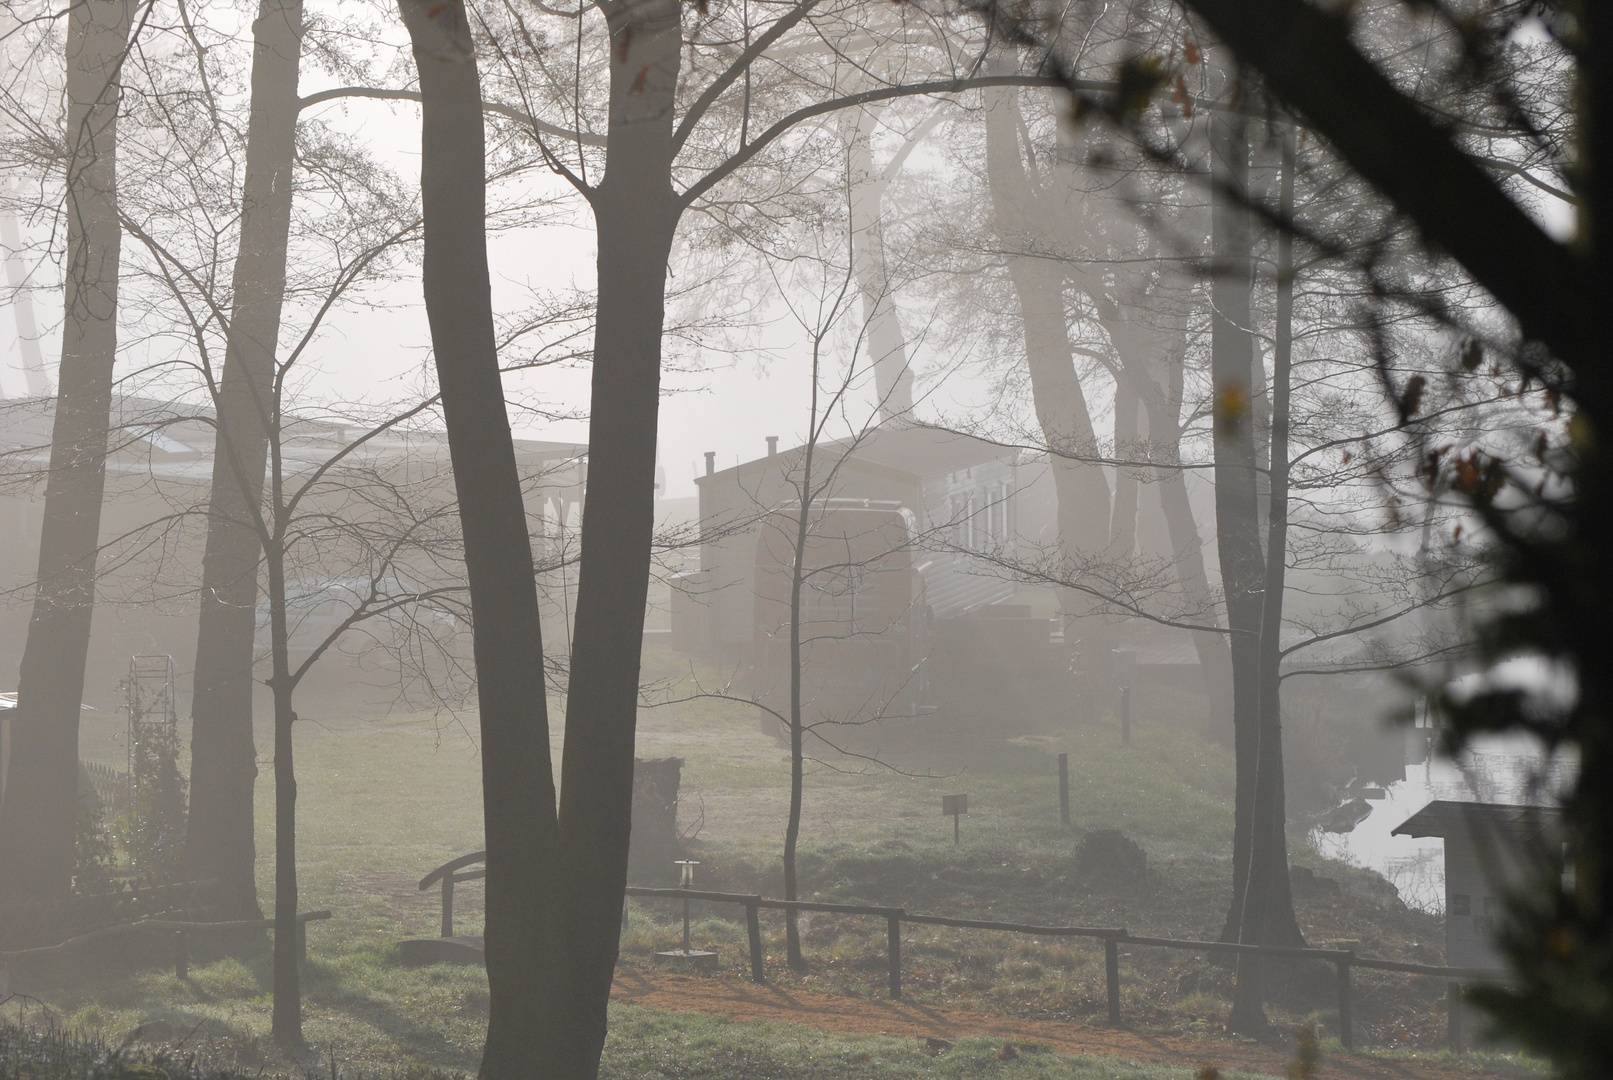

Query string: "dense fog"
[0, 0, 1594, 1076]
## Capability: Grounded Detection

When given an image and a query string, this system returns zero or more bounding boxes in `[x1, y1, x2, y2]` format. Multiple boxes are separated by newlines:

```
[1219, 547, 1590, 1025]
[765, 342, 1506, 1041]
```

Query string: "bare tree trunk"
[0, 0, 133, 904]
[398, 1, 563, 1074]
[263, 512, 301, 1045]
[1214, 104, 1301, 1034]
[554, 1, 682, 1073]
[783, 445, 814, 972]
[779, 329, 834, 973]
[184, 0, 304, 919]
[981, 80, 1113, 674]
[1139, 349, 1235, 738]
[847, 108, 913, 419]
[1209, 104, 1264, 967]
[1231, 129, 1303, 1023]
[0, 205, 48, 395]
[1108, 385, 1140, 555]
[1078, 228, 1235, 736]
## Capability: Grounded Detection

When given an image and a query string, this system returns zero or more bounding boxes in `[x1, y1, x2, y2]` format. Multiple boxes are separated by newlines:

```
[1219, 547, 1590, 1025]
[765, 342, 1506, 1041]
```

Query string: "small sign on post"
[942, 794, 968, 845]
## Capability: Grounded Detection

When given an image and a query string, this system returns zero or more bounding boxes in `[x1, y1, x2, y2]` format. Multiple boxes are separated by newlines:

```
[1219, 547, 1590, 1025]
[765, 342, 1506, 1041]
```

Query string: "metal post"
[1058, 753, 1070, 825]
[953, 812, 960, 846]
[1336, 955, 1354, 1050]
[441, 876, 455, 938]
[1448, 982, 1463, 1053]
[1105, 934, 1122, 1025]
[1120, 686, 1131, 745]
[887, 914, 902, 999]
[746, 902, 765, 984]
[682, 894, 692, 955]
[173, 930, 189, 979]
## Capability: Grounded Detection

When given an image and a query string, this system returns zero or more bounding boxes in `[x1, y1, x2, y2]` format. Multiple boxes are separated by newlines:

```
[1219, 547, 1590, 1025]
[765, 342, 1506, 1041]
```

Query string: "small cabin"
[1391, 800, 1561, 971]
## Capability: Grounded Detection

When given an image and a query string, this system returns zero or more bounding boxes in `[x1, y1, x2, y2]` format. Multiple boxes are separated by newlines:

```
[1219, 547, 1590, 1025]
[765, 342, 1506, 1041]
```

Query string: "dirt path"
[611, 968, 1493, 1079]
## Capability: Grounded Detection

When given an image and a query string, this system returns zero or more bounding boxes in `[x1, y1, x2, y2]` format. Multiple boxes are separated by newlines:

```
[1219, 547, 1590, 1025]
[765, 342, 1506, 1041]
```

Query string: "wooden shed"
[1391, 800, 1561, 970]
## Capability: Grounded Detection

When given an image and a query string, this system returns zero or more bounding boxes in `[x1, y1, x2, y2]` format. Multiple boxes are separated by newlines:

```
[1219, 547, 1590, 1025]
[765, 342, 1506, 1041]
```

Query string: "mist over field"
[0, 0, 1599, 1077]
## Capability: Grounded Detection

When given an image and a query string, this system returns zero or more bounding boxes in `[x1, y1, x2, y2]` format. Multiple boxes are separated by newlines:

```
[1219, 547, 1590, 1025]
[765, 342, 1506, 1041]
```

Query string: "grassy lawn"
[28, 644, 1502, 1075]
[0, 1002, 1302, 1080]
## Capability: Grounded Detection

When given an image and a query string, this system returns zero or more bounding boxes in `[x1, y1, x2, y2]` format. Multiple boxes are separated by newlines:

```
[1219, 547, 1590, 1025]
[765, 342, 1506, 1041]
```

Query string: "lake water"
[1308, 732, 1568, 913]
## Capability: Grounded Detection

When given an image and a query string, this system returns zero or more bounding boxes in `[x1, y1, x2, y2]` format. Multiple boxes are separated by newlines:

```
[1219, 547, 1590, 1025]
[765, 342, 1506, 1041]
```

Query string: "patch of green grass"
[0, 1006, 1291, 1080]
[36, 648, 1459, 1063]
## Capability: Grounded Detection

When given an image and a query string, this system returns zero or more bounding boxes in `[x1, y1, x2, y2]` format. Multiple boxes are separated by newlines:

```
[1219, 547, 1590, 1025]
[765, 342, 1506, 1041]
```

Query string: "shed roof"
[698, 424, 1015, 488]
[1391, 800, 1561, 840]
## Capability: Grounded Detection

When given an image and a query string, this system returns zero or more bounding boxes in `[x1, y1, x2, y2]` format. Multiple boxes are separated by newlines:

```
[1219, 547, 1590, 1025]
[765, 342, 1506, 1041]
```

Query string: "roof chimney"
[766, 435, 778, 458]
[704, 451, 716, 476]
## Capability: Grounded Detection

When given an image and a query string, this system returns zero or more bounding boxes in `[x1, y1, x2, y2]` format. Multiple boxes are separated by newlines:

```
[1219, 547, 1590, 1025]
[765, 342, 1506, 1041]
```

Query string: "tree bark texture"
[0, 0, 133, 904]
[981, 81, 1115, 673]
[399, 0, 563, 1074]
[184, 0, 305, 918]
[555, 2, 682, 1069]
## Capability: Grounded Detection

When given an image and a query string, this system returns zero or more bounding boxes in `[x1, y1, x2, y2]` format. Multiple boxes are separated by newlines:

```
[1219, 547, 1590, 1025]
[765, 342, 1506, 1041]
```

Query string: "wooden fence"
[416, 853, 1501, 1053]
[622, 886, 1503, 1053]
[0, 910, 333, 979]
[0, 878, 229, 950]
[79, 759, 129, 814]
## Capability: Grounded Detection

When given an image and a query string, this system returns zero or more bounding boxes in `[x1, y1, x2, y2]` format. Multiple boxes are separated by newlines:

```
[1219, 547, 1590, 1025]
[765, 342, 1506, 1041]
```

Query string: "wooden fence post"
[746, 901, 765, 984]
[1336, 954, 1354, 1050]
[1105, 934, 1122, 1025]
[1058, 753, 1070, 825]
[1448, 981, 1463, 1053]
[441, 876, 455, 938]
[887, 914, 903, 1000]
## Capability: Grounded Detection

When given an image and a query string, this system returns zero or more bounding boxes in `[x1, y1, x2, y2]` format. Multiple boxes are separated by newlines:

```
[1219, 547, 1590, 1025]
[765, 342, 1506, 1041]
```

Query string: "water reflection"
[1310, 733, 1568, 914]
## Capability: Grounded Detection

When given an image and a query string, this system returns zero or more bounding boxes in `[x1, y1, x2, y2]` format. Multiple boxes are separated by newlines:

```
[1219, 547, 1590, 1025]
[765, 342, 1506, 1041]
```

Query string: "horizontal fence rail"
[0, 910, 333, 981]
[624, 885, 1506, 1052]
